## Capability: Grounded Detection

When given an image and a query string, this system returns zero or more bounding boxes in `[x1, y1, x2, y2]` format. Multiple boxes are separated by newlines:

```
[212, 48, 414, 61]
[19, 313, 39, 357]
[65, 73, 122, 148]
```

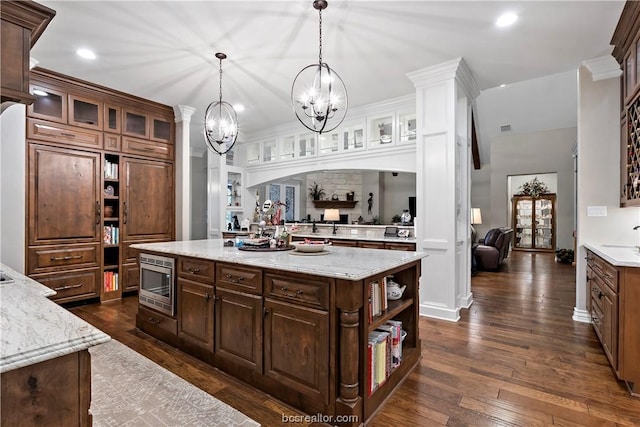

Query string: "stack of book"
[103, 225, 119, 245]
[368, 276, 395, 323]
[103, 271, 118, 292]
[367, 319, 403, 396]
[104, 160, 118, 179]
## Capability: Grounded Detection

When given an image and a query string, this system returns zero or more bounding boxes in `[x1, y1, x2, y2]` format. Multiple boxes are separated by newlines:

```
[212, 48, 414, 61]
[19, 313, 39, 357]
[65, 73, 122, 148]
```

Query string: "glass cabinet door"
[514, 198, 533, 249]
[368, 114, 393, 147]
[279, 135, 296, 161]
[342, 123, 364, 151]
[534, 197, 553, 249]
[298, 132, 316, 158]
[319, 131, 339, 154]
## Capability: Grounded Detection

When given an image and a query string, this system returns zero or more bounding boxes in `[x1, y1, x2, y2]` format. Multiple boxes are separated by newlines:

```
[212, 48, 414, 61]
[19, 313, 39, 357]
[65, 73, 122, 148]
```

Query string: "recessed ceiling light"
[496, 12, 518, 28]
[33, 89, 48, 96]
[233, 104, 245, 113]
[76, 48, 96, 60]
[499, 84, 506, 88]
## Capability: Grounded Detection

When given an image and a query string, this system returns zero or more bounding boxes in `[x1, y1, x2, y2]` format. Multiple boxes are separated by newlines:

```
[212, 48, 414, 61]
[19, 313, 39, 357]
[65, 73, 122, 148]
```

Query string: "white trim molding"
[582, 55, 622, 81]
[572, 307, 592, 323]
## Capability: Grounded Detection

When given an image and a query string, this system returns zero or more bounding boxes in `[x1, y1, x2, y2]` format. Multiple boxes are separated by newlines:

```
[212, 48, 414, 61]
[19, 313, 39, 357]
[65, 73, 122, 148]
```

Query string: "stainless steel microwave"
[139, 253, 175, 316]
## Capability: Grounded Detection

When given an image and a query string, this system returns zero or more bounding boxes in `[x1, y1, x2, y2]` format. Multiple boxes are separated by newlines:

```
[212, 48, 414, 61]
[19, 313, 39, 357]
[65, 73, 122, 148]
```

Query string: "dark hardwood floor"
[69, 251, 640, 426]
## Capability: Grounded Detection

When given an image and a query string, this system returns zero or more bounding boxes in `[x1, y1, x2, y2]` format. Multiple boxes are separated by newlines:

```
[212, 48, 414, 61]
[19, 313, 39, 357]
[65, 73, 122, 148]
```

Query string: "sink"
[601, 244, 637, 248]
[0, 270, 15, 284]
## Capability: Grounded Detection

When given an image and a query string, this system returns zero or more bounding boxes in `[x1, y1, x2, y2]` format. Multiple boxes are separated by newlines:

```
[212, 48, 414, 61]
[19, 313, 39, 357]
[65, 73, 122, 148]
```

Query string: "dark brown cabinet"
[263, 298, 329, 409]
[178, 278, 214, 352]
[121, 158, 174, 242]
[28, 144, 101, 245]
[0, 1, 55, 106]
[214, 287, 263, 372]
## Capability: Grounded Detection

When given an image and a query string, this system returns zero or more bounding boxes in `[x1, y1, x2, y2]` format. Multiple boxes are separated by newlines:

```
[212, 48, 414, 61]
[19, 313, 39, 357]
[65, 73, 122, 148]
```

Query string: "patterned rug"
[90, 339, 260, 426]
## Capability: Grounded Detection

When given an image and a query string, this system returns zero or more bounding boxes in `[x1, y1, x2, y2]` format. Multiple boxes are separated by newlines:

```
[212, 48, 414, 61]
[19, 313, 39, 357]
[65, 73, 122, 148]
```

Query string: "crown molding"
[582, 55, 622, 81]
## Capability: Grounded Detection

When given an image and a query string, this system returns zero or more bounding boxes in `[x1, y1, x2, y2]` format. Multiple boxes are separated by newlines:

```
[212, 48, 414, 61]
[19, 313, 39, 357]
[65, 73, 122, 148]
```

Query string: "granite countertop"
[291, 233, 416, 244]
[131, 239, 427, 281]
[584, 243, 640, 268]
[0, 263, 111, 373]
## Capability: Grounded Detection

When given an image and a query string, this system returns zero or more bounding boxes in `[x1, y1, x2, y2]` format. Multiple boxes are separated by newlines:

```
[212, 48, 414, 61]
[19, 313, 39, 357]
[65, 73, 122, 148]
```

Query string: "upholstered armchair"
[475, 227, 514, 270]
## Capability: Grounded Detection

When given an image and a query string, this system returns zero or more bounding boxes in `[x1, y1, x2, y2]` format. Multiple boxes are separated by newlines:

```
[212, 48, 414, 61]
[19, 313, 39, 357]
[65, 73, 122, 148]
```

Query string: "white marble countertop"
[290, 233, 416, 244]
[584, 243, 640, 268]
[0, 263, 110, 373]
[131, 239, 427, 281]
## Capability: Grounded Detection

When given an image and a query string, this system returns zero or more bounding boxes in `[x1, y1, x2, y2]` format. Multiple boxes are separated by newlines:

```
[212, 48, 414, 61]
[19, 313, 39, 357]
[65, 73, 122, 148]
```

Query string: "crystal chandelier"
[291, 0, 347, 134]
[204, 52, 238, 155]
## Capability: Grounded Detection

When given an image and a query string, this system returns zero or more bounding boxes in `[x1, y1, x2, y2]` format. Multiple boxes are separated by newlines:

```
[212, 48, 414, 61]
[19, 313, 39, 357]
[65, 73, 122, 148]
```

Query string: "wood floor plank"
[67, 251, 640, 426]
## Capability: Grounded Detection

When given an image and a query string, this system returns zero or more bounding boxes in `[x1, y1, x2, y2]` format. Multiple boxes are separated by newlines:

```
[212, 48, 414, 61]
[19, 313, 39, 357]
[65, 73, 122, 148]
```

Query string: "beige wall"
[575, 65, 640, 316]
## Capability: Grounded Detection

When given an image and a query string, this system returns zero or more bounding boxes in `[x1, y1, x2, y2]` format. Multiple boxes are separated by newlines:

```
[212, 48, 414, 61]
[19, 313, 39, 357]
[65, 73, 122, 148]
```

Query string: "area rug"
[90, 339, 260, 426]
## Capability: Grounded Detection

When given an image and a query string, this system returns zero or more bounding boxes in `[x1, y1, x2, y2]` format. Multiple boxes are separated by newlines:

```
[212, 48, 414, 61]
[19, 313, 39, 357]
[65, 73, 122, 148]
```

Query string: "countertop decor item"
[203, 52, 237, 155]
[291, 0, 347, 134]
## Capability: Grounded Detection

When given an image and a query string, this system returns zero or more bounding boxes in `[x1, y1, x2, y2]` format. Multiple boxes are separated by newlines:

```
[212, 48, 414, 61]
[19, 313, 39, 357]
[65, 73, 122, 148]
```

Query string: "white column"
[407, 58, 479, 321]
[173, 105, 196, 241]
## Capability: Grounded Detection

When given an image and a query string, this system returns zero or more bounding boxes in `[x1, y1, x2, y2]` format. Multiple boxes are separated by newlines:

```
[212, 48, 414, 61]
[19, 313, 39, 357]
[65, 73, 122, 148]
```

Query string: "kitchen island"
[131, 239, 427, 425]
[0, 263, 110, 426]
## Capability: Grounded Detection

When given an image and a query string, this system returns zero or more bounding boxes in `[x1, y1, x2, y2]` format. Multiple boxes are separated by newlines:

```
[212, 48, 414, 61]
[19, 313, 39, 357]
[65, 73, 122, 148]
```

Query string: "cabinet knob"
[205, 292, 211, 300]
[263, 307, 269, 318]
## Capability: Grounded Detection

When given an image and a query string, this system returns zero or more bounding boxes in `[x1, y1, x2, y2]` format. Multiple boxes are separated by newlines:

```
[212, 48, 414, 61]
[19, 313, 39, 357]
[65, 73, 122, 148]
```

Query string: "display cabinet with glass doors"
[512, 194, 556, 252]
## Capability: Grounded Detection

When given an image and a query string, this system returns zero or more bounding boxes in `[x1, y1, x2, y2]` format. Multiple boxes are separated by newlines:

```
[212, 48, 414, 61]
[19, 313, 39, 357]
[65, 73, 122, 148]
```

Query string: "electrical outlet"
[587, 206, 607, 217]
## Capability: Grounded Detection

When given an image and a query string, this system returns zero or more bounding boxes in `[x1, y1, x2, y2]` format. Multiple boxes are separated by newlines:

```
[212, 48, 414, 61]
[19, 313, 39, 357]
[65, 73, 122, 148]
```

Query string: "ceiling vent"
[500, 124, 512, 132]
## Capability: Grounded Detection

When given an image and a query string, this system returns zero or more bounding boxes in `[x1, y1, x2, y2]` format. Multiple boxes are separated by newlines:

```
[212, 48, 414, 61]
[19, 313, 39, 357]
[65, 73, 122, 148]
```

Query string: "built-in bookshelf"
[102, 153, 121, 301]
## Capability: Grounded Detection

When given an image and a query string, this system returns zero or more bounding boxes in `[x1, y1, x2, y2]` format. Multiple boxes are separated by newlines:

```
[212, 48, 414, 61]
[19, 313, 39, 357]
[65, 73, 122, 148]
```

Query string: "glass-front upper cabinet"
[398, 112, 416, 143]
[104, 104, 121, 133]
[534, 197, 554, 250]
[279, 135, 296, 161]
[368, 114, 393, 148]
[263, 139, 277, 163]
[342, 122, 364, 152]
[68, 95, 103, 130]
[319, 130, 339, 155]
[123, 109, 149, 138]
[246, 142, 261, 165]
[28, 85, 67, 124]
[298, 132, 316, 158]
[151, 116, 173, 143]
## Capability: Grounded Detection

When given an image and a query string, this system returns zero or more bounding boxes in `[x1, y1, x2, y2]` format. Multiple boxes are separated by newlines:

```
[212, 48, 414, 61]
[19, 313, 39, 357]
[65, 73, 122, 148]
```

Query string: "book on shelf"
[103, 271, 118, 292]
[104, 160, 118, 180]
[103, 225, 119, 245]
[383, 320, 403, 368]
[367, 330, 390, 394]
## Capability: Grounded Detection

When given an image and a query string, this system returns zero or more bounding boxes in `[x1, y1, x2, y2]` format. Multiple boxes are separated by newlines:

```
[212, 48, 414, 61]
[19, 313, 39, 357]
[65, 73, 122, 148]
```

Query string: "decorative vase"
[104, 206, 114, 218]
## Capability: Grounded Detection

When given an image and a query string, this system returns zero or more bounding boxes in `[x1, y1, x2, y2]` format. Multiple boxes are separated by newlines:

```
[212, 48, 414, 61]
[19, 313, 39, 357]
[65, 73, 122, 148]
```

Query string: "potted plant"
[308, 181, 326, 200]
[391, 214, 402, 224]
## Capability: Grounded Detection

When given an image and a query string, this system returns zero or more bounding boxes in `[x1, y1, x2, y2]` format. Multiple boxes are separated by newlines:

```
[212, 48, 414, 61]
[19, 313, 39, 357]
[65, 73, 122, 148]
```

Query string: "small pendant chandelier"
[291, 0, 347, 134]
[204, 52, 238, 155]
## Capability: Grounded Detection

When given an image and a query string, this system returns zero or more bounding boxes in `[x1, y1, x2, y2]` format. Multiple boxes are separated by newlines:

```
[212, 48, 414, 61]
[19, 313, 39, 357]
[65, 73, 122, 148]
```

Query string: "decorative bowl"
[294, 242, 325, 253]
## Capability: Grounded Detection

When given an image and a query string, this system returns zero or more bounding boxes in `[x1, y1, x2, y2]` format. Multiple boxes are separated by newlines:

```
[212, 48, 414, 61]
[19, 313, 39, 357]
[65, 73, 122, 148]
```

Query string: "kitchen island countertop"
[131, 238, 427, 281]
[0, 263, 110, 373]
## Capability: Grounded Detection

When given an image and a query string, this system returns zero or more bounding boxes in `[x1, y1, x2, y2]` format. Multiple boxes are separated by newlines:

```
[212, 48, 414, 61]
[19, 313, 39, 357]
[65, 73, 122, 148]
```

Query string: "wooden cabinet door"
[263, 298, 329, 406]
[121, 158, 173, 241]
[178, 278, 214, 352]
[214, 287, 262, 372]
[28, 144, 100, 245]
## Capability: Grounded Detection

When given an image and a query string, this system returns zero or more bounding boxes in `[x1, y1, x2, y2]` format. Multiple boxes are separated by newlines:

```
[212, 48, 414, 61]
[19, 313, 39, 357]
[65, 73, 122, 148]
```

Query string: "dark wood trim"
[611, 1, 640, 63]
[312, 200, 358, 209]
[0, 1, 56, 46]
[471, 109, 481, 170]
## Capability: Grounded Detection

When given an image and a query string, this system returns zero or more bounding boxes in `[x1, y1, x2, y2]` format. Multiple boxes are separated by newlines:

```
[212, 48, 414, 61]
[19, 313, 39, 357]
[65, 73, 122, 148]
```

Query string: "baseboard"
[419, 302, 460, 322]
[459, 292, 473, 309]
[572, 308, 591, 323]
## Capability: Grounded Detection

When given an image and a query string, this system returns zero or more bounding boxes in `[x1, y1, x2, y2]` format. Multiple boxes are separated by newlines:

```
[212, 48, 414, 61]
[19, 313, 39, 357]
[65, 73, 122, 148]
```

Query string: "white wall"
[191, 154, 208, 239]
[380, 172, 416, 223]
[0, 104, 27, 272]
[575, 65, 640, 320]
[484, 127, 576, 249]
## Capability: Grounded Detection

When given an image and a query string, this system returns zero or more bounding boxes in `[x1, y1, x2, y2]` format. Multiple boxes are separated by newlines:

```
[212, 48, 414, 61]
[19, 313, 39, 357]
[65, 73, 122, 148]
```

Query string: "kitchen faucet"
[312, 220, 318, 233]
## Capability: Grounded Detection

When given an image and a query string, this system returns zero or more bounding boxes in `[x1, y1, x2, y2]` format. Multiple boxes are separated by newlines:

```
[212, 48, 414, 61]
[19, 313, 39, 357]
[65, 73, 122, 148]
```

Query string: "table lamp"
[324, 208, 340, 235]
[470, 208, 482, 243]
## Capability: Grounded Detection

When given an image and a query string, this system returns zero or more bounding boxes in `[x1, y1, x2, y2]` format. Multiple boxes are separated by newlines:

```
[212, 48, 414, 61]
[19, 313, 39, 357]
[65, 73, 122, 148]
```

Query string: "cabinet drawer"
[601, 262, 618, 292]
[590, 278, 604, 314]
[385, 242, 416, 251]
[265, 273, 329, 310]
[138, 305, 177, 335]
[104, 133, 121, 151]
[216, 263, 262, 294]
[28, 244, 99, 274]
[27, 118, 103, 149]
[31, 268, 99, 302]
[178, 257, 214, 284]
[122, 136, 174, 160]
[591, 301, 603, 339]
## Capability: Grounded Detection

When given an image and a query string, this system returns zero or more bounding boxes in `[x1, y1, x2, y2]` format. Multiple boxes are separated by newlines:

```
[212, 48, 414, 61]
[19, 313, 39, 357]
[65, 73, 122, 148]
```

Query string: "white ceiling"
[31, 1, 624, 157]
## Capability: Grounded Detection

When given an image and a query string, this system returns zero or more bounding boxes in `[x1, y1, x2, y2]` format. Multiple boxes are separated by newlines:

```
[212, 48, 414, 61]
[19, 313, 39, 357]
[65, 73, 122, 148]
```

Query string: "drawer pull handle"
[53, 283, 83, 291]
[50, 255, 83, 261]
[224, 273, 244, 283]
[205, 292, 211, 300]
[60, 132, 76, 138]
[187, 267, 201, 273]
[148, 317, 160, 325]
[297, 290, 303, 295]
[131, 146, 155, 152]
[597, 290, 604, 299]
[281, 286, 288, 291]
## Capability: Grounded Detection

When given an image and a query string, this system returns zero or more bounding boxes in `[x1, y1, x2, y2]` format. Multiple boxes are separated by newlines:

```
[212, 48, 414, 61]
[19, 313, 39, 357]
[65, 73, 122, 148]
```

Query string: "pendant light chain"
[318, 8, 323, 65]
[218, 57, 223, 104]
